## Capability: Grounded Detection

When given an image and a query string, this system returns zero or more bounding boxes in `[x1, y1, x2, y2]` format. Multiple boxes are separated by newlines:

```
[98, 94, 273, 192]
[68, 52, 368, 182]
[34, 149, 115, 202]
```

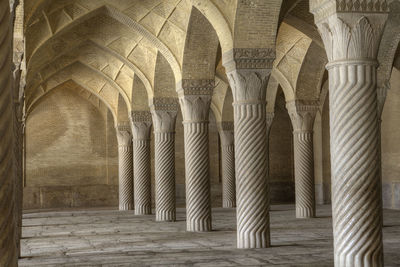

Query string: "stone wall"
[382, 67, 400, 210]
[24, 86, 118, 209]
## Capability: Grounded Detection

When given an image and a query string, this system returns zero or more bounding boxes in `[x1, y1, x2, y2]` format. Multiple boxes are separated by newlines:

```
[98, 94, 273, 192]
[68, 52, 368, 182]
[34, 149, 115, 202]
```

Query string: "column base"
[135, 206, 152, 215]
[187, 219, 212, 232]
[222, 200, 236, 208]
[296, 207, 315, 218]
[156, 211, 176, 222]
[119, 204, 133, 211]
[237, 232, 270, 249]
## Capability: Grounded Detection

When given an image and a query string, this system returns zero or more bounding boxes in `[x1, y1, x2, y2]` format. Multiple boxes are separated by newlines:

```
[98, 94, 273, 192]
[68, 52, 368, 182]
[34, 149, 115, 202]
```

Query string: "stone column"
[0, 0, 18, 265]
[178, 80, 213, 232]
[286, 101, 318, 218]
[151, 98, 179, 221]
[218, 121, 235, 208]
[131, 111, 153, 215]
[224, 48, 274, 248]
[310, 2, 388, 265]
[116, 125, 133, 210]
[266, 112, 274, 182]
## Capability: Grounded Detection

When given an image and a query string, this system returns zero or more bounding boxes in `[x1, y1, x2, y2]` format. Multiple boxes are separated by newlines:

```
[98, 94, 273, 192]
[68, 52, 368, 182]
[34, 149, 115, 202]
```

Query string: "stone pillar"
[0, 0, 18, 265]
[224, 48, 274, 248]
[266, 112, 274, 181]
[178, 79, 213, 232]
[131, 111, 153, 215]
[116, 124, 133, 210]
[310, 2, 388, 265]
[286, 101, 318, 218]
[151, 98, 179, 222]
[218, 121, 235, 208]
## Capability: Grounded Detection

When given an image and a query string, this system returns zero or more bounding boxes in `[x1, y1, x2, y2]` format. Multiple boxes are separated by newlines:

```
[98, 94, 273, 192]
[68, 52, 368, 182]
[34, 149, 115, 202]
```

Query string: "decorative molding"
[223, 48, 275, 72]
[152, 97, 179, 112]
[310, 0, 389, 23]
[130, 111, 152, 122]
[286, 101, 319, 132]
[177, 79, 214, 96]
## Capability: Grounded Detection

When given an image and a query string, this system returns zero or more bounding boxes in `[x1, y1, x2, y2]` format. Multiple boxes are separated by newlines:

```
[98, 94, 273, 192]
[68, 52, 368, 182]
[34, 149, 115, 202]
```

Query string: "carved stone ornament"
[286, 100, 319, 132]
[310, 0, 389, 24]
[227, 69, 270, 103]
[223, 48, 275, 72]
[151, 98, 179, 133]
[130, 111, 152, 140]
[152, 97, 179, 112]
[178, 79, 214, 96]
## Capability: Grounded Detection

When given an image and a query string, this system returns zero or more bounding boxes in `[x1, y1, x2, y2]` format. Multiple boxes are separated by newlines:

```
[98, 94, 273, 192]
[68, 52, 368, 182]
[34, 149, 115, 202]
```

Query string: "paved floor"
[19, 205, 400, 266]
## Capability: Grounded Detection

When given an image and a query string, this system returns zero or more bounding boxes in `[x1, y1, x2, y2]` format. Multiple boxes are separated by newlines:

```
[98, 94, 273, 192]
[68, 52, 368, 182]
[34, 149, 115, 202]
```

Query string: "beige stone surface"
[1, 0, 398, 265]
[25, 85, 118, 209]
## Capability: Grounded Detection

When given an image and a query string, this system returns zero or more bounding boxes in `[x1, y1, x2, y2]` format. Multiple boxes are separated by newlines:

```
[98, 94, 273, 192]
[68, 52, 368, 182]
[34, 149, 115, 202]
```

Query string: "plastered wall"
[24, 86, 118, 209]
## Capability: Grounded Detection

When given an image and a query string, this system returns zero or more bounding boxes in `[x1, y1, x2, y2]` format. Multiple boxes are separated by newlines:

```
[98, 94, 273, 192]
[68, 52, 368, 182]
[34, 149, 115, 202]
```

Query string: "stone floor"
[19, 205, 400, 266]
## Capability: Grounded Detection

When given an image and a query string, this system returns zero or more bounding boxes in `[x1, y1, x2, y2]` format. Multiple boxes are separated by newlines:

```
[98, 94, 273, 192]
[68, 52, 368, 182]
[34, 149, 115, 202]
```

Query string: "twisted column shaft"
[151, 99, 178, 222]
[131, 112, 152, 215]
[154, 132, 176, 221]
[218, 122, 235, 208]
[116, 127, 133, 210]
[226, 67, 271, 249]
[293, 131, 315, 218]
[184, 122, 211, 231]
[310, 6, 388, 266]
[179, 81, 213, 232]
[0, 0, 18, 264]
[329, 63, 383, 266]
[287, 101, 318, 218]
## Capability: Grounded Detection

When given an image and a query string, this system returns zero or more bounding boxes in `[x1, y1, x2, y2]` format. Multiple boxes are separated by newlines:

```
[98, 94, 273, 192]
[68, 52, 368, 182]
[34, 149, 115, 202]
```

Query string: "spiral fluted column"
[266, 112, 274, 183]
[131, 111, 153, 215]
[287, 101, 318, 218]
[0, 0, 18, 265]
[116, 125, 133, 210]
[178, 80, 213, 232]
[224, 49, 273, 248]
[151, 98, 179, 222]
[218, 122, 235, 208]
[311, 3, 388, 266]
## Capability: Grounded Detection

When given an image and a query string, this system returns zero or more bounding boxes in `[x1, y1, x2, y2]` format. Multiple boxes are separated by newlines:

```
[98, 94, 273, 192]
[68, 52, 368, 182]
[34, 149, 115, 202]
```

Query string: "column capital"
[286, 100, 319, 132]
[227, 69, 270, 103]
[222, 48, 275, 73]
[377, 80, 390, 118]
[150, 98, 179, 133]
[177, 79, 214, 123]
[218, 121, 234, 146]
[266, 112, 275, 129]
[130, 111, 152, 140]
[310, 1, 388, 62]
[116, 123, 132, 147]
